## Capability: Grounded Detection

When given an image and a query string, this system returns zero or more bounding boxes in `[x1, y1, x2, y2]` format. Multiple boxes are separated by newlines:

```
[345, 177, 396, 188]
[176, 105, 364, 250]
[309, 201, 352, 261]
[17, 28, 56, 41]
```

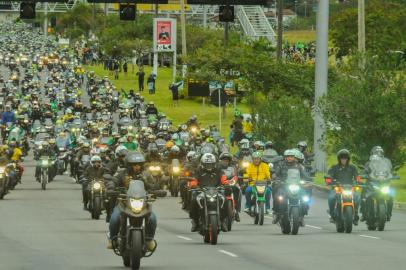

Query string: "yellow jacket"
[245, 162, 271, 186]
[243, 121, 253, 134]
[11, 148, 23, 162]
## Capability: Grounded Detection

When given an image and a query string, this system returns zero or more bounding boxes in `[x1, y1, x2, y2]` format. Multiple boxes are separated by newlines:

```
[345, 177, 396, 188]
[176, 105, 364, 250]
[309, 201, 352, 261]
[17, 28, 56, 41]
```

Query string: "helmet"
[148, 101, 154, 106]
[234, 109, 241, 117]
[265, 141, 273, 148]
[181, 124, 187, 131]
[165, 141, 175, 149]
[219, 152, 233, 161]
[254, 141, 265, 150]
[337, 149, 350, 160]
[171, 133, 179, 141]
[41, 141, 49, 148]
[370, 146, 384, 157]
[90, 155, 102, 165]
[239, 138, 249, 145]
[252, 151, 263, 159]
[284, 149, 296, 157]
[115, 145, 128, 158]
[171, 145, 180, 153]
[200, 153, 216, 171]
[125, 152, 146, 165]
[186, 151, 196, 162]
[83, 142, 90, 148]
[49, 138, 55, 144]
[66, 108, 72, 114]
[292, 148, 304, 160]
[297, 141, 307, 148]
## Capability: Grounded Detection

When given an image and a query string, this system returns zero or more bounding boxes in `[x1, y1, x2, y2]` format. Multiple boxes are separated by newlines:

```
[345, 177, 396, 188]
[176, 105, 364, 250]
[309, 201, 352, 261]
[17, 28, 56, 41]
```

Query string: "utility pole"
[276, 0, 283, 60]
[153, 3, 159, 75]
[203, 5, 207, 28]
[44, 2, 48, 37]
[358, 0, 365, 52]
[180, 0, 187, 78]
[313, 0, 329, 172]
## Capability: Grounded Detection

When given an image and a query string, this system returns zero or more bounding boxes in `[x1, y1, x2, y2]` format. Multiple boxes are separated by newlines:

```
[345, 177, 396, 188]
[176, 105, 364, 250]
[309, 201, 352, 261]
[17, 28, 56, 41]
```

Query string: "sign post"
[153, 18, 177, 80]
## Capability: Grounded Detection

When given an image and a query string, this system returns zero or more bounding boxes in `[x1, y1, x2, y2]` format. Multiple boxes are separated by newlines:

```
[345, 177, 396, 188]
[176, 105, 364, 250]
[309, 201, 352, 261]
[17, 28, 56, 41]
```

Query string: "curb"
[312, 184, 406, 211]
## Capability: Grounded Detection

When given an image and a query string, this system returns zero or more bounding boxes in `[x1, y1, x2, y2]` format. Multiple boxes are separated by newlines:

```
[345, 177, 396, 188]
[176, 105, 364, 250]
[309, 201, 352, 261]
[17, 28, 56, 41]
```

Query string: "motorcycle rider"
[243, 151, 271, 214]
[62, 108, 74, 123]
[326, 149, 361, 225]
[219, 152, 241, 222]
[361, 146, 394, 222]
[108, 152, 157, 252]
[1, 104, 16, 125]
[34, 141, 56, 182]
[272, 149, 310, 224]
[82, 155, 109, 210]
[107, 145, 128, 175]
[190, 153, 228, 232]
[145, 101, 158, 116]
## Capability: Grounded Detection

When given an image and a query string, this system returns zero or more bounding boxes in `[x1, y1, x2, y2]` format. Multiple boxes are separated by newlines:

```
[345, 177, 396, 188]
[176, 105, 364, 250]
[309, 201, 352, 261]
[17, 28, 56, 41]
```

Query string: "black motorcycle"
[109, 180, 157, 270]
[196, 186, 225, 245]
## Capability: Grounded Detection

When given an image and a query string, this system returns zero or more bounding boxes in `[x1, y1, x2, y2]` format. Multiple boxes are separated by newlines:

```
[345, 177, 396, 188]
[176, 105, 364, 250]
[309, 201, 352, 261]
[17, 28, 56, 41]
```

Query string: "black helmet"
[125, 152, 146, 166]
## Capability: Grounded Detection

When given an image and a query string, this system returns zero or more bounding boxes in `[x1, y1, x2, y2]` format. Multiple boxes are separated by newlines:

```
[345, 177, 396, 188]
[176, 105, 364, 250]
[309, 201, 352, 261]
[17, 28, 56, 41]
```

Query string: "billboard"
[153, 18, 176, 52]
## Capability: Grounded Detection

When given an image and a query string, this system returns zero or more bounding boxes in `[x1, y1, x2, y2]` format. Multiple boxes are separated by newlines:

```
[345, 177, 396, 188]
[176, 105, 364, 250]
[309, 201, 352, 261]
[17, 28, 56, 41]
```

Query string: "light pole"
[313, 0, 329, 172]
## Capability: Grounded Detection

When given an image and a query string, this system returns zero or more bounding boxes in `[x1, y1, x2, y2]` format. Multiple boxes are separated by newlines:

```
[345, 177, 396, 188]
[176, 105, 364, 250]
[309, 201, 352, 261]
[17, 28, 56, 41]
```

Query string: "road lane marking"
[306, 225, 322, 230]
[218, 250, 238, 258]
[176, 235, 192, 241]
[359, 235, 380, 240]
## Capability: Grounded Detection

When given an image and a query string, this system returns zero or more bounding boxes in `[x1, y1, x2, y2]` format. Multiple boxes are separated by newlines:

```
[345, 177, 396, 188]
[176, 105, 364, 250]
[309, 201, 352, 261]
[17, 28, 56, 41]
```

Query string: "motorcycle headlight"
[93, 182, 101, 190]
[59, 148, 65, 151]
[343, 189, 353, 196]
[41, 160, 49, 166]
[256, 185, 266, 194]
[381, 186, 390, 194]
[23, 119, 28, 123]
[242, 161, 249, 168]
[302, 195, 310, 202]
[173, 167, 180, 173]
[130, 198, 144, 213]
[288, 184, 300, 194]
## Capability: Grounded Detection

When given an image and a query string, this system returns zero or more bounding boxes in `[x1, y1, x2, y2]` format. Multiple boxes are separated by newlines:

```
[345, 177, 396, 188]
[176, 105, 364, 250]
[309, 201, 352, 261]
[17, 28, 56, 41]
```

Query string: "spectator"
[113, 60, 120, 80]
[147, 73, 156, 94]
[136, 68, 145, 92]
[123, 62, 128, 76]
[169, 81, 183, 106]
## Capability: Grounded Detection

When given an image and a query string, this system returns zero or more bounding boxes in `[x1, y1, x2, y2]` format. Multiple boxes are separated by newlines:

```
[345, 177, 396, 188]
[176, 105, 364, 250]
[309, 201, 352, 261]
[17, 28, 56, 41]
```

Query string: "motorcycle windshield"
[286, 168, 301, 184]
[127, 180, 147, 199]
[369, 157, 392, 181]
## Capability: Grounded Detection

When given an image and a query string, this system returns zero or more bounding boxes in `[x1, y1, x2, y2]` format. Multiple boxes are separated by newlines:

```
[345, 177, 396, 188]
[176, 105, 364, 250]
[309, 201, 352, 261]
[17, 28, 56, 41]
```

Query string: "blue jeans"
[328, 190, 360, 217]
[109, 206, 157, 241]
[245, 186, 271, 210]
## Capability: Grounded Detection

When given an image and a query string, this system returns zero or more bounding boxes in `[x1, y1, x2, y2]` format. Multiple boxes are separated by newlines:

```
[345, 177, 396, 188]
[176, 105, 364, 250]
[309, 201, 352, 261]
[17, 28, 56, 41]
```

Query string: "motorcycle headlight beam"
[288, 184, 300, 193]
[93, 182, 101, 190]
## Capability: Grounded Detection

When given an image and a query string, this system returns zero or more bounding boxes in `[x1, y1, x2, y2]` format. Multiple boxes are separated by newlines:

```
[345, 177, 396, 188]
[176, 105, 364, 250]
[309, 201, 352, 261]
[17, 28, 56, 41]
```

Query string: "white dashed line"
[306, 225, 322, 230]
[218, 249, 238, 258]
[359, 235, 380, 240]
[176, 235, 193, 241]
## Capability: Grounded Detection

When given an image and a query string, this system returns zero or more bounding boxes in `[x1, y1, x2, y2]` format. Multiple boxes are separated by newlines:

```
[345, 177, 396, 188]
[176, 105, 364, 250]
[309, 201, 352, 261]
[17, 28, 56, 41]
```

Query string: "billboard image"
[153, 18, 176, 52]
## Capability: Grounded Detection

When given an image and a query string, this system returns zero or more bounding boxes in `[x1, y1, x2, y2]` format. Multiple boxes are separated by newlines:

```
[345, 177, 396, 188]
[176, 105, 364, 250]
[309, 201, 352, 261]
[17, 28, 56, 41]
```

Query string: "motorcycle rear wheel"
[226, 201, 234, 231]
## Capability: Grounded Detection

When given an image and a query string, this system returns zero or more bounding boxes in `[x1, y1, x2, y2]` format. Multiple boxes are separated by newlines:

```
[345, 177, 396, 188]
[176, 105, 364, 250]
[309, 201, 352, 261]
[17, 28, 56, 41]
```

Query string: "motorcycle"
[0, 165, 9, 199]
[39, 157, 54, 190]
[169, 159, 181, 197]
[88, 178, 106, 220]
[196, 186, 225, 245]
[224, 177, 239, 231]
[147, 163, 167, 197]
[246, 181, 267, 226]
[325, 177, 359, 233]
[109, 180, 157, 270]
[363, 157, 399, 231]
[57, 147, 69, 175]
[277, 169, 309, 235]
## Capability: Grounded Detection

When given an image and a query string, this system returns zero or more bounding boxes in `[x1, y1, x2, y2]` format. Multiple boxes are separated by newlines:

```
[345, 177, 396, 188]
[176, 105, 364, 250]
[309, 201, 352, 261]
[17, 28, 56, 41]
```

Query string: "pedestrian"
[169, 81, 182, 106]
[147, 73, 156, 94]
[123, 62, 128, 76]
[136, 68, 145, 92]
[113, 60, 119, 80]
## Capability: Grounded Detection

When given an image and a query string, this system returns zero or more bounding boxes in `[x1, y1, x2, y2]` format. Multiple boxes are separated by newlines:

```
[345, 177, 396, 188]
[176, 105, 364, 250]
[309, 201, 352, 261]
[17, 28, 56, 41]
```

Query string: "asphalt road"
[0, 151, 405, 270]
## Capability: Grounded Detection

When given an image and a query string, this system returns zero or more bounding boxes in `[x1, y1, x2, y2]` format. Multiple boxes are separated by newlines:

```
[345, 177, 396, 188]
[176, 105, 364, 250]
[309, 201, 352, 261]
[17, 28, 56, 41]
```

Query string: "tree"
[330, 0, 406, 57]
[133, 39, 152, 65]
[319, 54, 406, 168]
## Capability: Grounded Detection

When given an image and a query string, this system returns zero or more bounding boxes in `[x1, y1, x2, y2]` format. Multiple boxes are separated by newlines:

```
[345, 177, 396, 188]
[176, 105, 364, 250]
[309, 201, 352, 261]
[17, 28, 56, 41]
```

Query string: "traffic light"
[219, 5, 234, 22]
[119, 4, 136, 21]
[20, 2, 36, 19]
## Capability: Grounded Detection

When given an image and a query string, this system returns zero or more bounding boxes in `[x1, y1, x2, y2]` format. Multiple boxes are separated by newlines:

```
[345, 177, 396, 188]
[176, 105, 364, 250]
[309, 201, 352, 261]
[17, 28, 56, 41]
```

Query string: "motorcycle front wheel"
[377, 202, 386, 231]
[291, 207, 300, 235]
[343, 206, 353, 233]
[130, 230, 143, 270]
